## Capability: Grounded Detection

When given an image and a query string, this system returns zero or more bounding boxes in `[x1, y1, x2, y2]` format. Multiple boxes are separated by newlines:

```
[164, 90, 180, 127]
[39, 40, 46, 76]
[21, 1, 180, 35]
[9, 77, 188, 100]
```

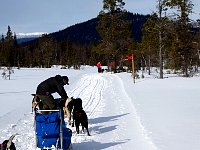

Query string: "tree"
[4, 26, 14, 66]
[156, 0, 168, 79]
[166, 0, 194, 76]
[13, 33, 19, 67]
[60, 38, 74, 67]
[0, 35, 5, 65]
[140, 13, 159, 75]
[38, 34, 55, 67]
[143, 0, 170, 79]
[96, 0, 134, 72]
[193, 28, 200, 70]
[5, 26, 13, 41]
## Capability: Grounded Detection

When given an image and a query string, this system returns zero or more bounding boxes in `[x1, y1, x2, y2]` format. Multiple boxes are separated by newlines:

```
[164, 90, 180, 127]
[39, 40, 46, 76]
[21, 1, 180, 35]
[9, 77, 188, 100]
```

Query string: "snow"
[16, 32, 47, 39]
[0, 66, 200, 150]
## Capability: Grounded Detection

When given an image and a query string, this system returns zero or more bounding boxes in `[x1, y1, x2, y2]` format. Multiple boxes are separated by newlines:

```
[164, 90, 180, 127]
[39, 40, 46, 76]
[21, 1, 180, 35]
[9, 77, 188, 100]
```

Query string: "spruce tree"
[96, 0, 134, 72]
[4, 26, 14, 66]
[166, 0, 194, 76]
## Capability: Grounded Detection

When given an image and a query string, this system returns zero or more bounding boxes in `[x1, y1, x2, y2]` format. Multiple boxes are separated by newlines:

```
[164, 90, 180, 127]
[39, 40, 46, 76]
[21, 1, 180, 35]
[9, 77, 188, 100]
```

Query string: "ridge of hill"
[49, 12, 150, 43]
[22, 13, 150, 44]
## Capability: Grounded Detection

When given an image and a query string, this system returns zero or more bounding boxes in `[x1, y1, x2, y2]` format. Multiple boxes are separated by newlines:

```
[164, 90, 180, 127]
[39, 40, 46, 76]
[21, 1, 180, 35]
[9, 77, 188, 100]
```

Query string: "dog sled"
[34, 98, 72, 150]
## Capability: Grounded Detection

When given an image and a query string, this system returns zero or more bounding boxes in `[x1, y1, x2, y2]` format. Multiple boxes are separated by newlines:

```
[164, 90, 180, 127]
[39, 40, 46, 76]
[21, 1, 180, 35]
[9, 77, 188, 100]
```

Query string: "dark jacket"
[36, 75, 68, 100]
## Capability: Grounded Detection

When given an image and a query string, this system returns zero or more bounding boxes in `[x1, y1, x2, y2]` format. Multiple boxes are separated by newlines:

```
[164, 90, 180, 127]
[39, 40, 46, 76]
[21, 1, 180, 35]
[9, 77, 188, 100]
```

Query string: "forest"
[0, 0, 199, 78]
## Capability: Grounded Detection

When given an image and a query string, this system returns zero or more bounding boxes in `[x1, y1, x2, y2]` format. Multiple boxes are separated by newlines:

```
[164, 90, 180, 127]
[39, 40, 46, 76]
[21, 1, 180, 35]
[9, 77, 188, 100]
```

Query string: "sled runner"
[34, 98, 72, 150]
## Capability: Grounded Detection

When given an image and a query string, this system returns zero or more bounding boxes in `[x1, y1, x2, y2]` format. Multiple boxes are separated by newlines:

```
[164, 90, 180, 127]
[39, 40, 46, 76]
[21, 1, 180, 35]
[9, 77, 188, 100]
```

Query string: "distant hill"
[48, 12, 150, 44]
[49, 17, 100, 44]
[20, 12, 150, 45]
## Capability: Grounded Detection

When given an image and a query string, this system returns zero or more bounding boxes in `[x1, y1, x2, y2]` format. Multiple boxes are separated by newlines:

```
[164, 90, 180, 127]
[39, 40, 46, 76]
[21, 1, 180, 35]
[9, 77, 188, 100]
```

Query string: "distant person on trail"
[36, 75, 69, 112]
[110, 61, 114, 72]
[96, 61, 102, 73]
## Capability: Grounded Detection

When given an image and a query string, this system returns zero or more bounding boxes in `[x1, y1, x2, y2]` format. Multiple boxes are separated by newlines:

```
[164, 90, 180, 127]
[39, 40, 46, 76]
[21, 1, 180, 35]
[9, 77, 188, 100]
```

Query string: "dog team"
[1, 75, 90, 150]
[32, 74, 90, 136]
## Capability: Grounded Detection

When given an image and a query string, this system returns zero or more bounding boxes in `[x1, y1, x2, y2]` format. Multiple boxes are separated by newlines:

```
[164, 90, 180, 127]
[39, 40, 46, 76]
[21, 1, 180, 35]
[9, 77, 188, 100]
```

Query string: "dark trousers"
[37, 94, 57, 113]
[98, 67, 102, 73]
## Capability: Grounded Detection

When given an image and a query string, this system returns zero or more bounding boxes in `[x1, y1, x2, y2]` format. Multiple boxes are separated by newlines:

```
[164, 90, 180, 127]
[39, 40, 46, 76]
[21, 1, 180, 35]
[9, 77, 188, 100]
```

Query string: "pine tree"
[4, 26, 14, 66]
[0, 35, 4, 65]
[166, 0, 194, 76]
[96, 0, 134, 72]
[38, 34, 55, 68]
[13, 33, 20, 68]
[140, 13, 159, 75]
[5, 26, 13, 41]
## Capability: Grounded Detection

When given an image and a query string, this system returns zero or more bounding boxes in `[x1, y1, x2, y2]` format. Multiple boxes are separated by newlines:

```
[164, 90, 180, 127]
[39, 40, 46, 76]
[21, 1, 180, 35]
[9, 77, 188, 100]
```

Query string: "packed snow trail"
[0, 72, 157, 150]
[67, 73, 157, 150]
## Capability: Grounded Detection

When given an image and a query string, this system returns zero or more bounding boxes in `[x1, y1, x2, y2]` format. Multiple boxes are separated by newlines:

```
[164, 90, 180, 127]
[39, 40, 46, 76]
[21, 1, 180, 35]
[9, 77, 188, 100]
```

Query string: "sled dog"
[0, 134, 17, 150]
[72, 98, 90, 136]
[64, 97, 83, 125]
[73, 108, 90, 136]
[31, 94, 40, 112]
[63, 97, 73, 125]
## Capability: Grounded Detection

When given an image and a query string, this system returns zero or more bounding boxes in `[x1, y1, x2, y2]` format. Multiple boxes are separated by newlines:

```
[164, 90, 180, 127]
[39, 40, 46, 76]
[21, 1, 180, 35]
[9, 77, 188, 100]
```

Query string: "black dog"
[72, 98, 83, 110]
[73, 108, 90, 136]
[67, 97, 83, 126]
[71, 98, 90, 136]
[0, 134, 17, 150]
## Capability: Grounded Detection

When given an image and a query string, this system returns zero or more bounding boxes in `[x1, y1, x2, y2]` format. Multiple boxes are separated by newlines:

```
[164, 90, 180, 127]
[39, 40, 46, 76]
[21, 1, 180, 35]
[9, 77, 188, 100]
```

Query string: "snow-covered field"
[0, 66, 200, 150]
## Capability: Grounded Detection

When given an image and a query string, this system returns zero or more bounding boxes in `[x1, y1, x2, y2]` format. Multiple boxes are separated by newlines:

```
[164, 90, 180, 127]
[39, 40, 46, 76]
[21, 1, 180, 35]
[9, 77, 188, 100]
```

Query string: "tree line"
[0, 29, 95, 69]
[95, 0, 200, 77]
[0, 0, 200, 77]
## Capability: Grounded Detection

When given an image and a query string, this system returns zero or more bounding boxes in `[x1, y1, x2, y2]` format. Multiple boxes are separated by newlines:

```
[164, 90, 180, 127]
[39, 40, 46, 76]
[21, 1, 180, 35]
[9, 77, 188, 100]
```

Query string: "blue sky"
[0, 0, 199, 34]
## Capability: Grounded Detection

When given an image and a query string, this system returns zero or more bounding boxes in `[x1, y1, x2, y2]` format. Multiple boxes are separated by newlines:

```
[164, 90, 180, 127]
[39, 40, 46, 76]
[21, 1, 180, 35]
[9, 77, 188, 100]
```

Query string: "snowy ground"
[0, 66, 200, 150]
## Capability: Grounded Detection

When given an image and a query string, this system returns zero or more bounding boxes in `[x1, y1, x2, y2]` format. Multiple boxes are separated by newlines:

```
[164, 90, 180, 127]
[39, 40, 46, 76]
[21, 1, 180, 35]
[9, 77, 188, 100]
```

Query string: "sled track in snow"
[69, 74, 105, 117]
[69, 78, 91, 97]
[83, 79, 99, 110]
[84, 78, 105, 117]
